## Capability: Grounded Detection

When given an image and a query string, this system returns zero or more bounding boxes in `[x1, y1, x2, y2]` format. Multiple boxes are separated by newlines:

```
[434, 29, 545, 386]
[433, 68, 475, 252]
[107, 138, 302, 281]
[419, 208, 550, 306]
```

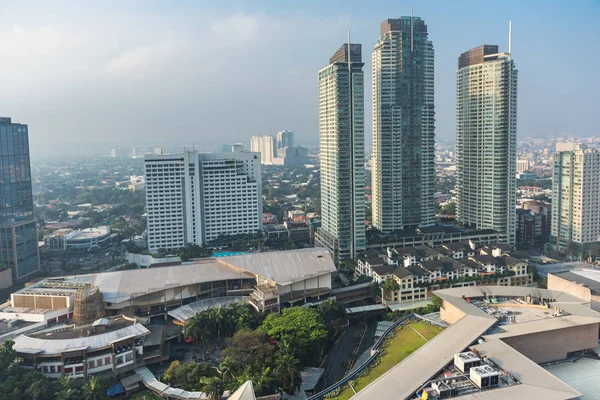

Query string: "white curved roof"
[13, 323, 149, 354]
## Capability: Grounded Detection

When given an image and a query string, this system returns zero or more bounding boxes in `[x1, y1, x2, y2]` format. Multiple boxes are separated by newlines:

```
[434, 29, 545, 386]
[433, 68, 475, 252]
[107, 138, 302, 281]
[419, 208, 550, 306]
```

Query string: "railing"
[307, 313, 416, 400]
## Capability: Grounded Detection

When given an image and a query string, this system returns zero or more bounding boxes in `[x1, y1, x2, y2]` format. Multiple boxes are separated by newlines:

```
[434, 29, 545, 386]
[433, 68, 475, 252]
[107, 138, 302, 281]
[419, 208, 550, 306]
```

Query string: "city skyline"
[0, 1, 598, 158]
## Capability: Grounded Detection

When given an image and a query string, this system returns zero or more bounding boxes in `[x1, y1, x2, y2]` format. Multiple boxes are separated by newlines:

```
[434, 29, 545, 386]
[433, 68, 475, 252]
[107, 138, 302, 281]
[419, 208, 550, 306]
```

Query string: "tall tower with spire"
[371, 17, 436, 233]
[315, 42, 366, 263]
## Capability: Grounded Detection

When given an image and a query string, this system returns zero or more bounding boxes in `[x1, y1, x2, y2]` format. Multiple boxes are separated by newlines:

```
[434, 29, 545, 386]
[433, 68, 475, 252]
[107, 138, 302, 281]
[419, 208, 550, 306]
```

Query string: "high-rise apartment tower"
[456, 44, 518, 245]
[145, 148, 262, 252]
[0, 117, 40, 284]
[371, 17, 436, 232]
[315, 43, 366, 263]
[250, 135, 275, 165]
[550, 144, 600, 259]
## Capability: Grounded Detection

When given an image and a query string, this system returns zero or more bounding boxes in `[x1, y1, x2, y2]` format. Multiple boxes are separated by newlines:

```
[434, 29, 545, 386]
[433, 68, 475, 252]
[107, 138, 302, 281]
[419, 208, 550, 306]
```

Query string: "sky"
[0, 0, 599, 158]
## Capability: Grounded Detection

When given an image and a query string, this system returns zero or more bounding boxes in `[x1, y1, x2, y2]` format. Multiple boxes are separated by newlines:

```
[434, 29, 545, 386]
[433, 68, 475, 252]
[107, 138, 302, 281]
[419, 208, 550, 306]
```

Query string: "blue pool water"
[212, 251, 246, 257]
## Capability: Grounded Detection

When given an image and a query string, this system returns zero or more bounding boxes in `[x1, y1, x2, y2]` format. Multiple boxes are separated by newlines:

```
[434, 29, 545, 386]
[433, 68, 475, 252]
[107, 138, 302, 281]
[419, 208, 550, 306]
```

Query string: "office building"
[315, 43, 366, 263]
[371, 17, 436, 232]
[250, 135, 275, 164]
[0, 117, 40, 284]
[517, 201, 551, 246]
[516, 158, 529, 174]
[456, 44, 518, 245]
[550, 144, 600, 258]
[276, 130, 294, 149]
[145, 148, 261, 252]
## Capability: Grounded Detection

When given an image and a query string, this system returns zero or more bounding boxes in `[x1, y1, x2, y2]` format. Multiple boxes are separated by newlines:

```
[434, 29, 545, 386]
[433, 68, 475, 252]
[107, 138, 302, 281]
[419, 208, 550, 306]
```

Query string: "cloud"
[105, 39, 182, 74]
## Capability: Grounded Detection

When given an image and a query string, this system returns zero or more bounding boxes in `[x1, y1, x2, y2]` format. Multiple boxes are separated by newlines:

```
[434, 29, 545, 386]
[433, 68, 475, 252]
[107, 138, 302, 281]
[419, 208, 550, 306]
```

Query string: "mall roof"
[351, 286, 596, 400]
[217, 248, 336, 286]
[25, 249, 336, 305]
[13, 321, 149, 355]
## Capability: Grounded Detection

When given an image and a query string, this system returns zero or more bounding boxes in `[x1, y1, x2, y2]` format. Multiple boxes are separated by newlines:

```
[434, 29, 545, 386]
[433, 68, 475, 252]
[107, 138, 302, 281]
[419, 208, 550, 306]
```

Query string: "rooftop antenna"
[410, 6, 414, 52]
[508, 20, 512, 55]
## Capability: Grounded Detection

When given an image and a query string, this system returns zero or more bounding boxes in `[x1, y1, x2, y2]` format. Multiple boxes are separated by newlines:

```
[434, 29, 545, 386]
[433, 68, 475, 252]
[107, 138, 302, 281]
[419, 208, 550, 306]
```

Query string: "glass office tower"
[0, 117, 40, 282]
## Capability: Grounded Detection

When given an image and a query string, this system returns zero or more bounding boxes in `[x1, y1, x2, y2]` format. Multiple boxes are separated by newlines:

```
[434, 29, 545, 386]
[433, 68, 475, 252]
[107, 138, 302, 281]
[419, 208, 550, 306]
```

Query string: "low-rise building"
[355, 243, 532, 305]
[45, 226, 113, 251]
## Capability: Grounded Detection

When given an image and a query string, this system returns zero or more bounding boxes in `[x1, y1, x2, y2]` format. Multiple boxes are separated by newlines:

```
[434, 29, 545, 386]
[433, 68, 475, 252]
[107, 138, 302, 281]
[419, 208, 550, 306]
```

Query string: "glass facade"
[0, 117, 39, 280]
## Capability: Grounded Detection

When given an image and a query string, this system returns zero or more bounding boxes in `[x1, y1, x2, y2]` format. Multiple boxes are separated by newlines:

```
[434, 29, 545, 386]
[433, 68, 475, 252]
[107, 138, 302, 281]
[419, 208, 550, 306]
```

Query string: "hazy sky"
[1, 0, 598, 157]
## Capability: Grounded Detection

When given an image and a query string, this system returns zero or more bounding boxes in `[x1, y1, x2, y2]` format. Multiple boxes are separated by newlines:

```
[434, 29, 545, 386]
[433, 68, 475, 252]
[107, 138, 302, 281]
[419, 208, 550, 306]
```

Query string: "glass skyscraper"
[456, 46, 518, 245]
[315, 43, 366, 263]
[371, 17, 436, 232]
[0, 117, 40, 282]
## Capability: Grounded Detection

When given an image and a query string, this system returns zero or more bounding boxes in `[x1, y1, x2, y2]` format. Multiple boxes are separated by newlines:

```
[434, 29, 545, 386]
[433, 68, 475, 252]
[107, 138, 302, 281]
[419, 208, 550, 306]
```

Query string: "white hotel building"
[145, 148, 262, 252]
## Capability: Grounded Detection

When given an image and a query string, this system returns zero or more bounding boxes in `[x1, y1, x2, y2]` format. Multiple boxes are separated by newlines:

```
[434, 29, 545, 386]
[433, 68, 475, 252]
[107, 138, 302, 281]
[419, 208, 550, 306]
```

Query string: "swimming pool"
[212, 251, 246, 257]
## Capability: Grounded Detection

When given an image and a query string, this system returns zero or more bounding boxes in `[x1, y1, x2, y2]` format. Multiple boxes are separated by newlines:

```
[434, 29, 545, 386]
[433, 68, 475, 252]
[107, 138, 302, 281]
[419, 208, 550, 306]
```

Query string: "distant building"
[277, 130, 294, 149]
[45, 226, 112, 251]
[0, 117, 40, 283]
[456, 44, 518, 245]
[516, 159, 529, 174]
[315, 43, 366, 263]
[250, 135, 275, 164]
[279, 146, 308, 166]
[128, 175, 145, 192]
[550, 144, 600, 258]
[145, 148, 262, 252]
[110, 147, 130, 158]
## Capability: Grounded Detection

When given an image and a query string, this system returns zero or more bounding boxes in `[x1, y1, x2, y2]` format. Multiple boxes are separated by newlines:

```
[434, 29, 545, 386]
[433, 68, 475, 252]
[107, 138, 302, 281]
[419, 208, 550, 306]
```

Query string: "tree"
[382, 278, 400, 300]
[24, 378, 54, 400]
[274, 352, 302, 394]
[259, 307, 328, 365]
[218, 357, 237, 384]
[55, 376, 81, 400]
[431, 294, 443, 311]
[82, 375, 104, 400]
[201, 376, 224, 400]
[222, 329, 274, 368]
[369, 282, 381, 299]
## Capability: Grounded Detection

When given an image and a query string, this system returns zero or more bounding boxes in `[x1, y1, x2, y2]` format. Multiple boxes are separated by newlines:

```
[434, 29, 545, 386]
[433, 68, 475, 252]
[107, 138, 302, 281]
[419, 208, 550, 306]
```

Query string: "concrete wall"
[547, 273, 592, 303]
[501, 323, 599, 364]
[440, 299, 467, 325]
[12, 293, 71, 310]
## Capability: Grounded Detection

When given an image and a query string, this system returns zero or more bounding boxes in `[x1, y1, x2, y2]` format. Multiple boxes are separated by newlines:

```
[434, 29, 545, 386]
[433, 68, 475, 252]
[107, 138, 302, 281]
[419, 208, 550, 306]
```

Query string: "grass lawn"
[330, 322, 443, 400]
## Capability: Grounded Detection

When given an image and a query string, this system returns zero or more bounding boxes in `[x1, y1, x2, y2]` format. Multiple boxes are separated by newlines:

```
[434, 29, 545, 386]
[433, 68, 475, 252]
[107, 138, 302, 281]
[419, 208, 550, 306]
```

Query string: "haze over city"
[1, 0, 598, 158]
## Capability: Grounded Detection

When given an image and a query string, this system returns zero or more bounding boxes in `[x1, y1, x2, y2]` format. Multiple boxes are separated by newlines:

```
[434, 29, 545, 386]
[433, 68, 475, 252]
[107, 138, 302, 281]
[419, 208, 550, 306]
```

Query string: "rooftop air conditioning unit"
[470, 365, 499, 388]
[454, 351, 481, 373]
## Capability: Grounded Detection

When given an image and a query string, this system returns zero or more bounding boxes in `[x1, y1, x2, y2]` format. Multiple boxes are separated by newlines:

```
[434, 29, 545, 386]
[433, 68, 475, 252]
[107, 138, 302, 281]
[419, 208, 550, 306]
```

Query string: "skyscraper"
[276, 130, 294, 149]
[456, 44, 518, 245]
[0, 117, 40, 283]
[145, 148, 262, 252]
[315, 43, 366, 263]
[550, 144, 600, 259]
[371, 17, 435, 232]
[250, 135, 275, 165]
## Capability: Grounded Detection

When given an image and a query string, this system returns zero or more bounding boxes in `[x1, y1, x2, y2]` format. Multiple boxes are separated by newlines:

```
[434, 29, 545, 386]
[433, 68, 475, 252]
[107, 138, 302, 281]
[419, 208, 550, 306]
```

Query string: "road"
[321, 324, 362, 387]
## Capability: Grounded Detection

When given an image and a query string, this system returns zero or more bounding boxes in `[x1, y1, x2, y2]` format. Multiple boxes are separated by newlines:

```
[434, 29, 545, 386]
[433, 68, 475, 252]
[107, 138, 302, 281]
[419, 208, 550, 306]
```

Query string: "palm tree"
[55, 376, 80, 400]
[82, 375, 103, 400]
[25, 379, 52, 400]
[184, 319, 200, 351]
[201, 376, 224, 400]
[218, 357, 237, 384]
[214, 307, 225, 341]
[274, 352, 302, 395]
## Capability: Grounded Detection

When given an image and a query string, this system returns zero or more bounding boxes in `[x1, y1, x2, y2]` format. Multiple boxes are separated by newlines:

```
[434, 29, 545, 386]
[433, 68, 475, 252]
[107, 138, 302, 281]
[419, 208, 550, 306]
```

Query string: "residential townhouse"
[356, 242, 532, 304]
